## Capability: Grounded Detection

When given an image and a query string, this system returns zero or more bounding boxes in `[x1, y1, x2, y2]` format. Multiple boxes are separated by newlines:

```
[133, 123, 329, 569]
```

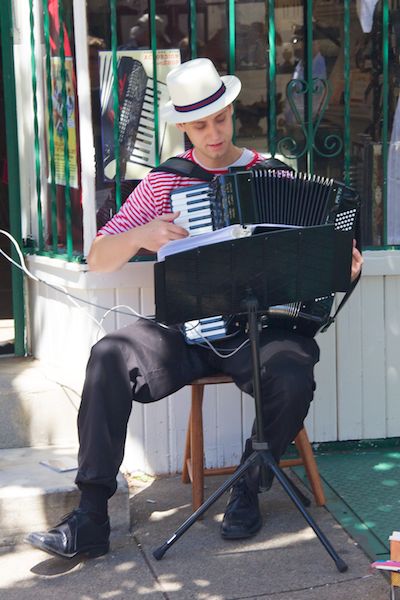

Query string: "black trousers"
[75, 319, 320, 498]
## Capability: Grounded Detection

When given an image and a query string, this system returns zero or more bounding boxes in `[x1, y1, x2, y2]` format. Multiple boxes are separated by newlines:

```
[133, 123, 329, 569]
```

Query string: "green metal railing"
[110, 0, 121, 210]
[25, 0, 396, 256]
[150, 0, 160, 168]
[27, 0, 78, 260]
[267, 0, 277, 157]
[189, 0, 197, 59]
[381, 0, 389, 245]
[275, 4, 342, 171]
[29, 0, 44, 251]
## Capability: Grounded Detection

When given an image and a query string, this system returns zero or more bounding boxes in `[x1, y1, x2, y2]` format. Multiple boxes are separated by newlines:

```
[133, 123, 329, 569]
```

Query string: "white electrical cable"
[190, 334, 249, 358]
[96, 303, 169, 341]
[0, 229, 248, 358]
[1, 229, 105, 332]
[0, 230, 39, 281]
[0, 229, 153, 320]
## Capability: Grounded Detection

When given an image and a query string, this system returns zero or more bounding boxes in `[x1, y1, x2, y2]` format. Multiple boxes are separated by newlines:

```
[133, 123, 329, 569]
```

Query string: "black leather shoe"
[25, 509, 110, 559]
[220, 477, 262, 539]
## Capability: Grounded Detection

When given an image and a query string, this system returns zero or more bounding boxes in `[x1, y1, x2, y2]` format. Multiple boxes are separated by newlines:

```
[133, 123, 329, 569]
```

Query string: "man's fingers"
[158, 211, 181, 222]
[166, 223, 189, 239]
[157, 212, 188, 238]
[353, 247, 363, 263]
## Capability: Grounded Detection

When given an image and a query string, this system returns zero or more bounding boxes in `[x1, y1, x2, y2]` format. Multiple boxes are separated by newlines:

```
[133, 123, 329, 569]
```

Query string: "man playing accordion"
[26, 58, 363, 559]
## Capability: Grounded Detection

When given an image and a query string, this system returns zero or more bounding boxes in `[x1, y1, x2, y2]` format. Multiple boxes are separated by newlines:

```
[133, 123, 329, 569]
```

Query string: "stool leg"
[294, 428, 326, 506]
[182, 404, 191, 484]
[191, 384, 205, 511]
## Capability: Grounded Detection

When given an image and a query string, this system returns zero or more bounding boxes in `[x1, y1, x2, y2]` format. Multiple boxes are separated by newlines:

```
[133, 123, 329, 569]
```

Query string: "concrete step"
[0, 446, 130, 546]
[0, 357, 79, 449]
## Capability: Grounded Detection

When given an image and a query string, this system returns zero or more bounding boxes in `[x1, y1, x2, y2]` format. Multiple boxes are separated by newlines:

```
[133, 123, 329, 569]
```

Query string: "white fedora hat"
[160, 58, 241, 124]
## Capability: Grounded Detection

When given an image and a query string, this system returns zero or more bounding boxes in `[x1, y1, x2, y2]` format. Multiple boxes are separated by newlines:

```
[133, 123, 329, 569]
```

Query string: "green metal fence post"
[305, 0, 314, 173]
[150, 0, 160, 166]
[343, 0, 351, 185]
[0, 0, 25, 355]
[29, 0, 44, 251]
[382, 0, 389, 245]
[268, 0, 276, 156]
[110, 0, 121, 210]
[189, 0, 197, 59]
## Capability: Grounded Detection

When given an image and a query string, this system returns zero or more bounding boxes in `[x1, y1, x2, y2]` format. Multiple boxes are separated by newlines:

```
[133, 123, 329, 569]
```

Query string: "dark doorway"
[0, 38, 14, 355]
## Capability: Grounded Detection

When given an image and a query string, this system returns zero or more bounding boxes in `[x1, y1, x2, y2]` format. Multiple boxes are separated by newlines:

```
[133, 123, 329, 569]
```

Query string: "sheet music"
[157, 223, 298, 261]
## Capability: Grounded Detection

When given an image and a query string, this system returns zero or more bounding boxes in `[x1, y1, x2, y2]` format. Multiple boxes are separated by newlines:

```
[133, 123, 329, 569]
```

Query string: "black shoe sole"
[220, 517, 263, 540]
[25, 536, 110, 559]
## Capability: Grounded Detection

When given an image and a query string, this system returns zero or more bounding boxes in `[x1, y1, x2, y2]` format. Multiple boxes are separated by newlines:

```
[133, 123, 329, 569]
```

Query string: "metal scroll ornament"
[277, 77, 343, 160]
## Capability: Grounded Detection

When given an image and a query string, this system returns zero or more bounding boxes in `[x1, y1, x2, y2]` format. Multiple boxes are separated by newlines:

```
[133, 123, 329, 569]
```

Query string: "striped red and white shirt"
[98, 148, 265, 236]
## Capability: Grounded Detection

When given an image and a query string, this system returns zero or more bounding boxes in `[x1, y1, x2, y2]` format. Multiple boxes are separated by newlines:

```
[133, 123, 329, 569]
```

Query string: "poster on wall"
[99, 48, 183, 181]
[47, 57, 79, 189]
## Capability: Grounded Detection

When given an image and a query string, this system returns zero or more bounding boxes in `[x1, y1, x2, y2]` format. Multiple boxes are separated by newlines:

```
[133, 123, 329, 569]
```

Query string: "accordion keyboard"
[183, 316, 231, 343]
[100, 54, 167, 179]
[125, 76, 167, 169]
[170, 183, 213, 235]
[170, 183, 229, 343]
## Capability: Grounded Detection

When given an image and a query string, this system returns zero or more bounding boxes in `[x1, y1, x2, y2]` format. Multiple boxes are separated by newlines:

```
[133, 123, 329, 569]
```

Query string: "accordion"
[170, 167, 360, 341]
[100, 55, 167, 180]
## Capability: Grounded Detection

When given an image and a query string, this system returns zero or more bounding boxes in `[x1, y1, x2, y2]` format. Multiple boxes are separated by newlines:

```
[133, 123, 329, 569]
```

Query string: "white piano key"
[201, 321, 226, 332]
[201, 316, 225, 324]
[174, 213, 212, 226]
[133, 139, 152, 151]
[138, 116, 154, 129]
[200, 328, 227, 338]
[136, 130, 153, 141]
[171, 200, 211, 212]
[171, 186, 210, 201]
[141, 107, 153, 118]
[171, 198, 210, 211]
[187, 224, 213, 235]
[174, 216, 209, 231]
[131, 149, 151, 160]
[186, 209, 213, 220]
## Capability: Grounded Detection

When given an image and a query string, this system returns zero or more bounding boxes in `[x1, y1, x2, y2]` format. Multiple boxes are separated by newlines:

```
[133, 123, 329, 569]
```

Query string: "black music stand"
[153, 224, 352, 572]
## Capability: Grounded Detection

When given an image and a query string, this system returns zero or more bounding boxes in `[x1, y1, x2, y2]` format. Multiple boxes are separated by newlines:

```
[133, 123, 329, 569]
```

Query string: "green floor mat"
[292, 445, 400, 561]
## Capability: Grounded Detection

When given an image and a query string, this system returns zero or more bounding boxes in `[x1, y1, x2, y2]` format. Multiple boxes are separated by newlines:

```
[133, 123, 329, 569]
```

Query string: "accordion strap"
[152, 156, 294, 181]
[151, 157, 214, 182]
[320, 272, 361, 333]
[254, 157, 294, 172]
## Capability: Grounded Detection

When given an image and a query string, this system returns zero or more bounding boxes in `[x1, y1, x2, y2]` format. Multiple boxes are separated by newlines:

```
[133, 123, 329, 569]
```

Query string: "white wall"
[25, 251, 400, 475]
[14, 0, 400, 475]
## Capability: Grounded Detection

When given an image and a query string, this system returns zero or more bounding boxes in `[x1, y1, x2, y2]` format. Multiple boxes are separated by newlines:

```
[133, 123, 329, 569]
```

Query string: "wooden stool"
[182, 374, 326, 511]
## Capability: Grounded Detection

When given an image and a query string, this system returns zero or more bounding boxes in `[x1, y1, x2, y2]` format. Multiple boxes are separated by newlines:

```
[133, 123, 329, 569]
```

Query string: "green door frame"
[0, 0, 25, 356]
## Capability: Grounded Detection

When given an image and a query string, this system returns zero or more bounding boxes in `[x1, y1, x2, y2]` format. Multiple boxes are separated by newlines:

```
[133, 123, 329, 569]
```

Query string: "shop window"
[86, 1, 191, 232]
[21, 0, 398, 257]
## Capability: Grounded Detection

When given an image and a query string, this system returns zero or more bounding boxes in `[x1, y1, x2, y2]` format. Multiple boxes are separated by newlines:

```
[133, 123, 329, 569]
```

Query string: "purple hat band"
[173, 83, 226, 113]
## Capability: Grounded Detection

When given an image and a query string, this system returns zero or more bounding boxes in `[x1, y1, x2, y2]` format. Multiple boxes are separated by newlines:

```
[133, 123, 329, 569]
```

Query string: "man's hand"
[351, 240, 363, 282]
[137, 212, 189, 252]
[87, 212, 188, 272]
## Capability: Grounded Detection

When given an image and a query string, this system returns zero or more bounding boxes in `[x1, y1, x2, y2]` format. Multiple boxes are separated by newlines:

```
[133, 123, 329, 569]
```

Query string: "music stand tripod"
[153, 225, 351, 572]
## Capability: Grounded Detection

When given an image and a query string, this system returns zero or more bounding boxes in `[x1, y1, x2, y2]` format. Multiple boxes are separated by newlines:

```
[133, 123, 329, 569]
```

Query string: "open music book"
[157, 223, 298, 261]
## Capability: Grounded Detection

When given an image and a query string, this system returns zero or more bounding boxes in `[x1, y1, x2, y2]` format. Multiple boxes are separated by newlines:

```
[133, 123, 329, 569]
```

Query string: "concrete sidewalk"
[0, 473, 391, 599]
[0, 356, 391, 599]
